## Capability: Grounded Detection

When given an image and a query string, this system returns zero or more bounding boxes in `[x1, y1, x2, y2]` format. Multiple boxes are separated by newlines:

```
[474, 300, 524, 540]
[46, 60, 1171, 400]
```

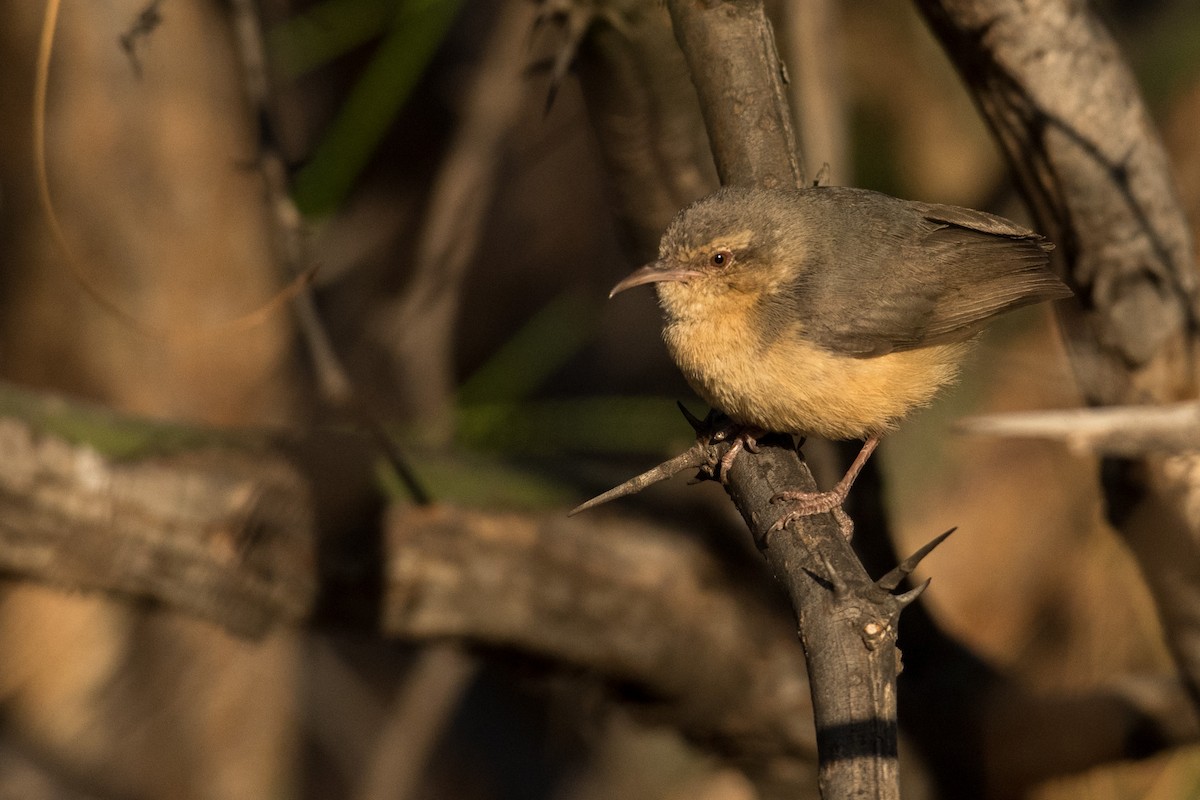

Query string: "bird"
[608, 185, 1071, 527]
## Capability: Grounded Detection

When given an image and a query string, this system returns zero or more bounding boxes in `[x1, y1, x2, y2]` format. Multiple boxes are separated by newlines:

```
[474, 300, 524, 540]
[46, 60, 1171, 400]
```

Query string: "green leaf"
[267, 0, 394, 79]
[456, 397, 694, 456]
[457, 293, 599, 407]
[290, 0, 465, 216]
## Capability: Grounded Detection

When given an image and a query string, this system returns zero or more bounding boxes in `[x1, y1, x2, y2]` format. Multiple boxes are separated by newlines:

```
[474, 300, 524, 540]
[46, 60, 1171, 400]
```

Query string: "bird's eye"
[710, 250, 733, 267]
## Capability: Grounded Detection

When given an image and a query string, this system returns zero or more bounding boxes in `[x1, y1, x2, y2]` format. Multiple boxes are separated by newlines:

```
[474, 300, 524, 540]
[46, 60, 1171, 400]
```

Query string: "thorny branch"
[917, 0, 1200, 712]
[566, 0, 930, 796]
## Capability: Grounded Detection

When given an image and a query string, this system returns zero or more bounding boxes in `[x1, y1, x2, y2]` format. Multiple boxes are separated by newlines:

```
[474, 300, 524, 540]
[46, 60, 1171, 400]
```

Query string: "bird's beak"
[608, 261, 703, 298]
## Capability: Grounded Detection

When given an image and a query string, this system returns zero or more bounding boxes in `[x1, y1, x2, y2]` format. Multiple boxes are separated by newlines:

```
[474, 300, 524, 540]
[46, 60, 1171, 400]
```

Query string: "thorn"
[812, 163, 831, 187]
[677, 401, 705, 433]
[876, 527, 957, 592]
[894, 577, 932, 608]
[815, 549, 848, 597]
[567, 442, 713, 516]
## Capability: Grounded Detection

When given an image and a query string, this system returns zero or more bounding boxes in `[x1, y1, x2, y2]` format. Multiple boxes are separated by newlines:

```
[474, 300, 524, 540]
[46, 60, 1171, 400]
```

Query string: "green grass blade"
[291, 0, 464, 216]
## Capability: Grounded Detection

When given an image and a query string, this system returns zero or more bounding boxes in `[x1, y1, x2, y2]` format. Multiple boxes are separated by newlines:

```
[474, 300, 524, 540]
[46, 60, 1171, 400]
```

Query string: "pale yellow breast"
[663, 309, 968, 440]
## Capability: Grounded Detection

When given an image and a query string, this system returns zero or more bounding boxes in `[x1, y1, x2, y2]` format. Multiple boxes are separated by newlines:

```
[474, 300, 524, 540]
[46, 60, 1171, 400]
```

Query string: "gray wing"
[802, 196, 1071, 357]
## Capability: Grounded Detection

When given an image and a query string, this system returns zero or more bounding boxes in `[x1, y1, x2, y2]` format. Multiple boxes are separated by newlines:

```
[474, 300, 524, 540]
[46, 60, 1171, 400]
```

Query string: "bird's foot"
[767, 436, 881, 539]
[771, 485, 849, 515]
[711, 426, 764, 483]
[770, 489, 855, 538]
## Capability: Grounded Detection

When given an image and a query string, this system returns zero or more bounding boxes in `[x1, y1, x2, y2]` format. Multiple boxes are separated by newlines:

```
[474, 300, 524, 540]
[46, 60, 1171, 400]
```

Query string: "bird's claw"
[715, 427, 763, 483]
[769, 493, 855, 539]
[770, 487, 848, 515]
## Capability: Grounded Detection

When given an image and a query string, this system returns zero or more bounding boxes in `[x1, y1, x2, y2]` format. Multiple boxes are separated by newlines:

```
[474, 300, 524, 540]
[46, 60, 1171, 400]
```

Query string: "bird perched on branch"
[609, 185, 1071, 525]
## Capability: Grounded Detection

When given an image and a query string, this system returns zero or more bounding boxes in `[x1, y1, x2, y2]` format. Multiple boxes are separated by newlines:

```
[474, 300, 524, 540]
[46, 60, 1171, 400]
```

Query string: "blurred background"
[0, 0, 1198, 797]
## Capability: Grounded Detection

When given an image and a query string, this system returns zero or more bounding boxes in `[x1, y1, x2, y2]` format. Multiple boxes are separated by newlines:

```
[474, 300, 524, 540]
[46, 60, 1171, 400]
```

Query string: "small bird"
[609, 185, 1071, 523]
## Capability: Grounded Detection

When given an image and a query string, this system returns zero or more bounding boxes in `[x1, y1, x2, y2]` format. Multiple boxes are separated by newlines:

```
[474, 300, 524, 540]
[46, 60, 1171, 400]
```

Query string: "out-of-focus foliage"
[271, 0, 465, 215]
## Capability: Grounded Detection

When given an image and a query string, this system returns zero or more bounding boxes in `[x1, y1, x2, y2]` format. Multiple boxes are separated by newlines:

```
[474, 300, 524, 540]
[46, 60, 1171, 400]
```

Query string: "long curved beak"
[609, 261, 703, 298]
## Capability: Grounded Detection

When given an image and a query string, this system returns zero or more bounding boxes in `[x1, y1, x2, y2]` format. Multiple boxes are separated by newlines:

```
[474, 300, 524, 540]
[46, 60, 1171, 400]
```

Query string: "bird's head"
[609, 188, 796, 321]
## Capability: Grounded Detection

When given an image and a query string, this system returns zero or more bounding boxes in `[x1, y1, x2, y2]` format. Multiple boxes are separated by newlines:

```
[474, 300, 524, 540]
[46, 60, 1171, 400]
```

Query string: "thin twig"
[356, 645, 479, 800]
[372, 0, 538, 442]
[958, 402, 1200, 456]
[568, 439, 722, 516]
[227, 0, 431, 505]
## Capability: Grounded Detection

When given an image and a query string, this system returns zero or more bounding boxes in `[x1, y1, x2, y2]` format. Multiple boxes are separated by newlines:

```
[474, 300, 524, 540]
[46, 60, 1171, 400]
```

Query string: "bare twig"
[719, 439, 902, 800]
[357, 645, 479, 800]
[959, 402, 1200, 456]
[371, 0, 538, 443]
[228, 0, 351, 406]
[665, 0, 804, 189]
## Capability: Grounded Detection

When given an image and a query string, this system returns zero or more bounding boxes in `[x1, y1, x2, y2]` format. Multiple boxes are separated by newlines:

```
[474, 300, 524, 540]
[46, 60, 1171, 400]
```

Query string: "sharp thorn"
[876, 527, 957, 591]
[677, 401, 705, 433]
[567, 443, 712, 516]
[812, 162, 831, 187]
[894, 577, 932, 608]
[567, 494, 607, 517]
[813, 548, 848, 596]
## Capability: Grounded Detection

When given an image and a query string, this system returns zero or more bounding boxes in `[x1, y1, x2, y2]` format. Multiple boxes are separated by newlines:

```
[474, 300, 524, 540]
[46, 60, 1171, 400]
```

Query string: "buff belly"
[663, 317, 968, 440]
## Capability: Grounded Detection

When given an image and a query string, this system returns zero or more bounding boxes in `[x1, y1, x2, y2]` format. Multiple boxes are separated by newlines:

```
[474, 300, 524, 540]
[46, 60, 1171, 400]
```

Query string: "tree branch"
[562, 0, 903, 795]
[384, 503, 820, 794]
[666, 0, 805, 189]
[1, 379, 1195, 792]
[0, 383, 316, 637]
[382, 502, 1200, 797]
[916, 0, 1200, 711]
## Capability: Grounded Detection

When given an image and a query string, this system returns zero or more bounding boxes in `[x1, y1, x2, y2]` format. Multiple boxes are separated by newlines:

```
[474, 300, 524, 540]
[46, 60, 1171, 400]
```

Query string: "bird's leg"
[769, 436, 880, 537]
[712, 425, 765, 483]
